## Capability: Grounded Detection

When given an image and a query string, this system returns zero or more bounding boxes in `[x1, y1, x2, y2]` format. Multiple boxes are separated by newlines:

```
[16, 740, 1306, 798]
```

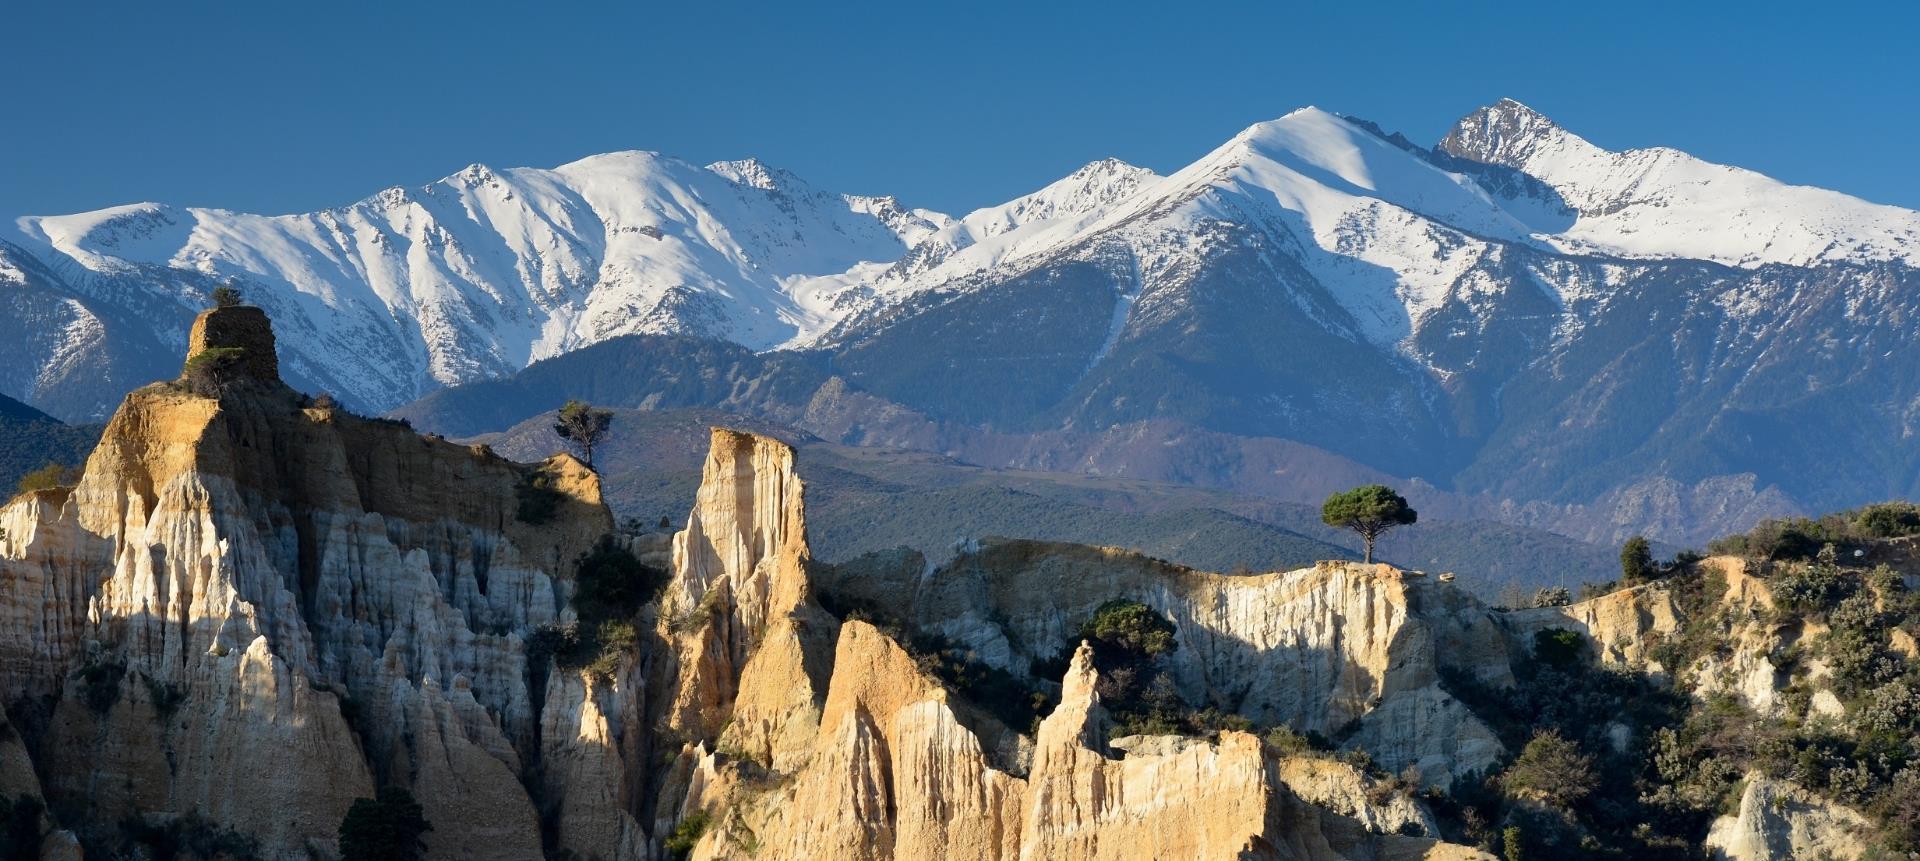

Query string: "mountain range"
[8, 98, 1920, 545]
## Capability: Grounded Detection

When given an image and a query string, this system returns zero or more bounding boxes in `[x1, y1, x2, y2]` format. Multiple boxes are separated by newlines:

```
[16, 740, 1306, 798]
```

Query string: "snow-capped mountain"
[5, 152, 951, 415]
[807, 100, 1920, 537]
[1440, 99, 1920, 268]
[10, 99, 1920, 544]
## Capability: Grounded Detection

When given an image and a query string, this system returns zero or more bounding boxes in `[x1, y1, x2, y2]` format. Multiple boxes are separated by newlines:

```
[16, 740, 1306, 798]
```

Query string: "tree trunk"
[1363, 534, 1375, 564]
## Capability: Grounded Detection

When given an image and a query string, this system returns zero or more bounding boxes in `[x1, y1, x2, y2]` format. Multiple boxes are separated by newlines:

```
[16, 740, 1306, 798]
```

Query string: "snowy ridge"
[1440, 98, 1920, 268]
[10, 98, 1920, 418]
[10, 152, 941, 409]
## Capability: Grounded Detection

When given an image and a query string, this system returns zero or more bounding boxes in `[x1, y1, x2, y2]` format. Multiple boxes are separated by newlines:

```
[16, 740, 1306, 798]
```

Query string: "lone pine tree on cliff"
[1320, 485, 1417, 564]
[553, 400, 614, 466]
[209, 282, 243, 308]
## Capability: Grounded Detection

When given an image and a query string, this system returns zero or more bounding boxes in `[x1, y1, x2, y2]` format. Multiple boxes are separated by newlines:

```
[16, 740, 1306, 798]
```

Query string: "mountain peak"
[1436, 98, 1578, 168]
[707, 157, 794, 191]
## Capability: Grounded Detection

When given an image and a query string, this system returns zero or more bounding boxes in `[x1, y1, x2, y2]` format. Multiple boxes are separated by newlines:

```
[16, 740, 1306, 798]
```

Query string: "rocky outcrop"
[1503, 580, 1684, 671]
[820, 542, 1512, 786]
[0, 307, 618, 858]
[674, 627, 1488, 861]
[1501, 558, 1843, 718]
[1704, 775, 1873, 861]
[1270, 757, 1439, 838]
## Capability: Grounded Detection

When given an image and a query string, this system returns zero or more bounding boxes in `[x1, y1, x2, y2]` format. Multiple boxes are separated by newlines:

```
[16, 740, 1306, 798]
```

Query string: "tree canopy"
[209, 284, 243, 308]
[552, 400, 614, 466]
[1620, 535, 1655, 584]
[1320, 485, 1417, 563]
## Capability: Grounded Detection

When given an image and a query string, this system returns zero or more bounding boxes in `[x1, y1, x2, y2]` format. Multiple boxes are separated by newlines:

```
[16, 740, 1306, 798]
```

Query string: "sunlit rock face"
[818, 542, 1515, 787]
[0, 306, 611, 858]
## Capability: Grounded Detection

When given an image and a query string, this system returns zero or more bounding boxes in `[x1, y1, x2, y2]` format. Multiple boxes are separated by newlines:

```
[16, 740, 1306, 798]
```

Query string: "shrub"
[1770, 557, 1853, 615]
[1530, 586, 1571, 608]
[1531, 628, 1586, 670]
[1620, 536, 1656, 584]
[530, 539, 666, 681]
[181, 346, 247, 396]
[1081, 600, 1177, 660]
[909, 634, 1055, 734]
[1071, 601, 1186, 738]
[572, 538, 666, 624]
[338, 786, 431, 861]
[663, 811, 711, 860]
[529, 620, 637, 681]
[73, 658, 126, 715]
[1501, 730, 1597, 808]
[209, 284, 243, 308]
[144, 675, 186, 718]
[1877, 768, 1920, 851]
[1857, 502, 1920, 539]
[1501, 825, 1525, 861]
[1261, 725, 1330, 756]
[15, 463, 78, 495]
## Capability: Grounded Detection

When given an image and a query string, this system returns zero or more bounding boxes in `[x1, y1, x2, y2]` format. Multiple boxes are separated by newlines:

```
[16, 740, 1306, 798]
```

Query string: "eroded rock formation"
[18, 304, 1852, 858]
[818, 541, 1513, 786]
[0, 307, 615, 858]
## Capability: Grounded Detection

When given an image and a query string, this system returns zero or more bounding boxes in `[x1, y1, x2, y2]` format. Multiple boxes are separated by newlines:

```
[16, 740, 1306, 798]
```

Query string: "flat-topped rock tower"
[185, 304, 279, 382]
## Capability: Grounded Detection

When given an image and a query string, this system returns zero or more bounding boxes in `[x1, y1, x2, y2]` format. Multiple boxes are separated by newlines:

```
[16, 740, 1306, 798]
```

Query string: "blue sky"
[5, 0, 1915, 218]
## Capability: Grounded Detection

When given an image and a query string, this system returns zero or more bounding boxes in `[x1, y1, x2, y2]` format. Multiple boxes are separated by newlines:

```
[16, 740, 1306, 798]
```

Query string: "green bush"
[1502, 729, 1596, 808]
[909, 634, 1055, 734]
[1069, 600, 1186, 738]
[530, 539, 665, 681]
[1531, 628, 1586, 670]
[1856, 502, 1920, 539]
[529, 620, 638, 681]
[15, 462, 78, 495]
[1876, 768, 1920, 851]
[663, 811, 711, 860]
[180, 346, 247, 397]
[1770, 557, 1853, 615]
[1501, 825, 1525, 861]
[1620, 536, 1656, 584]
[1081, 599, 1177, 660]
[572, 538, 666, 623]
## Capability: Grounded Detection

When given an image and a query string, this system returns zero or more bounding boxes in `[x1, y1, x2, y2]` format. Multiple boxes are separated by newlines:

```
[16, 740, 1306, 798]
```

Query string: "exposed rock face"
[1503, 580, 1684, 671]
[820, 542, 1512, 786]
[678, 628, 1488, 861]
[1508, 558, 1851, 721]
[663, 428, 835, 772]
[185, 305, 279, 382]
[0, 307, 615, 858]
[1704, 775, 1873, 861]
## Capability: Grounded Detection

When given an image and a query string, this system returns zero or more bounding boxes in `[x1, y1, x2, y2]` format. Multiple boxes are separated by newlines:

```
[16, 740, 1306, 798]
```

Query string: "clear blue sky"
[5, 0, 1915, 219]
